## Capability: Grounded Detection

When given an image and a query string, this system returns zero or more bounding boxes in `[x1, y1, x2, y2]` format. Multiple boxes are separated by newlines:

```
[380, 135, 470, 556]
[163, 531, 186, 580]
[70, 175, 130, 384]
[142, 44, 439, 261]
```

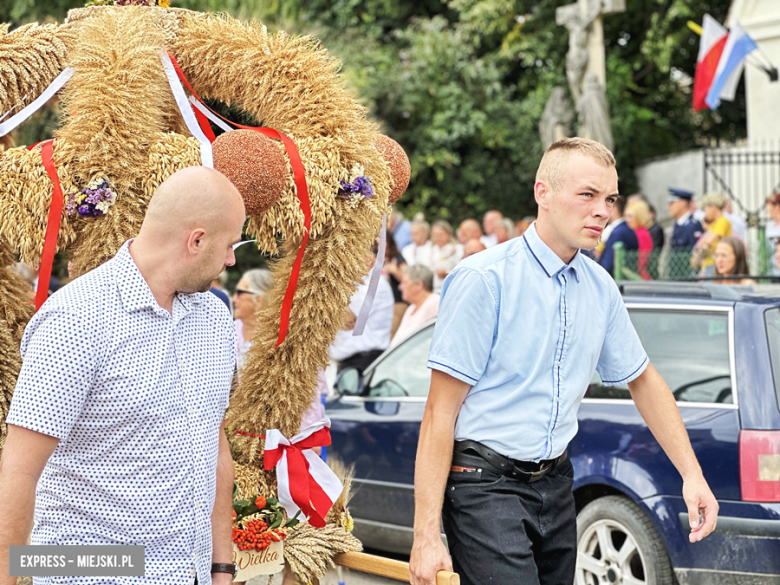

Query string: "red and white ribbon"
[0, 67, 75, 138]
[159, 49, 213, 168]
[263, 418, 343, 529]
[189, 96, 234, 134]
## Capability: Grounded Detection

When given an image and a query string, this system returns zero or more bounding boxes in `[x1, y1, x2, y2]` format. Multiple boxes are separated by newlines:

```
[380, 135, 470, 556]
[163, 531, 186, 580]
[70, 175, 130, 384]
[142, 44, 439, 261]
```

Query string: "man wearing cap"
[668, 188, 703, 251]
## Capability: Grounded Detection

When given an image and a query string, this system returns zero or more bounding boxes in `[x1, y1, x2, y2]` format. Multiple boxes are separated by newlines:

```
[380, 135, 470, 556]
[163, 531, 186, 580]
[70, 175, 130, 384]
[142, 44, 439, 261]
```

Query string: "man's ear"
[535, 180, 552, 211]
[186, 228, 207, 255]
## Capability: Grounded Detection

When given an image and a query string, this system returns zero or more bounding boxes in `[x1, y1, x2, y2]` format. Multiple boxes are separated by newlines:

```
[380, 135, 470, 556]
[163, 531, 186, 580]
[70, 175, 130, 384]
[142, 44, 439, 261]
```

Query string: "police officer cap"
[668, 188, 694, 203]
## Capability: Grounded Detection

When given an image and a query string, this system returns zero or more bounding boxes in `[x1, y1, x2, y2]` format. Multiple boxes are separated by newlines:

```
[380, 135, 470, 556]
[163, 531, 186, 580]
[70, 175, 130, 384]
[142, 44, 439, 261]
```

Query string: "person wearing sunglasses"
[232, 268, 274, 371]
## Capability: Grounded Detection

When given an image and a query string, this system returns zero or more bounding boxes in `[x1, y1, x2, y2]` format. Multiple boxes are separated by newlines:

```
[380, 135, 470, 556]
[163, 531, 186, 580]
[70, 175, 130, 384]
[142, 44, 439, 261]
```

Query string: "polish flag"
[693, 14, 728, 112]
[705, 22, 758, 110]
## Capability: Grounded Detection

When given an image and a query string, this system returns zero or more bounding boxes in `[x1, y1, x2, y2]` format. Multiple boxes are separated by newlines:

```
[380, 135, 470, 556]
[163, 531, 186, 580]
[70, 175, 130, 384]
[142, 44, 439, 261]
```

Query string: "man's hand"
[410, 370, 470, 585]
[628, 364, 719, 543]
[211, 421, 235, 570]
[410, 535, 452, 585]
[683, 474, 718, 543]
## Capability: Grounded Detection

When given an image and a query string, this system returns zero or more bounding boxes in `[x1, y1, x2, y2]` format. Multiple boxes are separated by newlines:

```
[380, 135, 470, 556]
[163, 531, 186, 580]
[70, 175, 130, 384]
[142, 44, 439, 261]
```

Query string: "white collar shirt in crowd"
[401, 240, 433, 266]
[724, 210, 747, 242]
[600, 216, 624, 244]
[676, 211, 692, 226]
[479, 233, 498, 248]
[329, 273, 394, 362]
[430, 243, 463, 293]
[7, 240, 236, 585]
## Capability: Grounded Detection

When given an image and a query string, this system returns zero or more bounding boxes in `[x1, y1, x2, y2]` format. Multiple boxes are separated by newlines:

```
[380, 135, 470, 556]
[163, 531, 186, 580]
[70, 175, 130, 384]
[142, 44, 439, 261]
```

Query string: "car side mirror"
[335, 367, 362, 396]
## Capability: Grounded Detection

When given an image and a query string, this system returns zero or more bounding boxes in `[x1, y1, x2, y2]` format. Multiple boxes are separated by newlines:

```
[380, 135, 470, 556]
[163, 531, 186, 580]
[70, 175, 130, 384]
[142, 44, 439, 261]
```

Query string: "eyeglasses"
[235, 288, 258, 296]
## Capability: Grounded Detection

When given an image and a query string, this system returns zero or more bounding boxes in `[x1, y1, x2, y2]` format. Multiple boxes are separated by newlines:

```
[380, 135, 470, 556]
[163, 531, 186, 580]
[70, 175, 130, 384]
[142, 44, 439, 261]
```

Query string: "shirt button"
[179, 362, 186, 369]
[189, 408, 195, 415]
[197, 454, 202, 460]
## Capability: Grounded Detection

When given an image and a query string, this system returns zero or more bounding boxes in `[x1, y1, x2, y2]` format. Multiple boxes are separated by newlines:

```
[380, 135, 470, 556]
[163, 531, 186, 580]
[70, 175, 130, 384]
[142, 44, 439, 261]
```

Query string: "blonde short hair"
[536, 137, 616, 193]
[625, 199, 651, 229]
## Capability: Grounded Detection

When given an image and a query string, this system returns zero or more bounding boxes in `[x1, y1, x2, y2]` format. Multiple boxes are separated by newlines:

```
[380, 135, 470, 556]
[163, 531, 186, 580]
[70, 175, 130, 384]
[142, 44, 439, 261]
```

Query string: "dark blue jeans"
[442, 458, 576, 585]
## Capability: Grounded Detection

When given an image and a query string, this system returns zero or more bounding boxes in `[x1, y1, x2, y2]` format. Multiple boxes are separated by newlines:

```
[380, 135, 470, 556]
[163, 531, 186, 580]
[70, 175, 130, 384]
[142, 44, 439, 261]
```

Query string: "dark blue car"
[326, 282, 780, 585]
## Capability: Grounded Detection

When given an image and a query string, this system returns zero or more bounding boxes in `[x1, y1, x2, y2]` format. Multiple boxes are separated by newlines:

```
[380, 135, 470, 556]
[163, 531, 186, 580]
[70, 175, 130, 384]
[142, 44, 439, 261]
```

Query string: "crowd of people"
[595, 187, 776, 284]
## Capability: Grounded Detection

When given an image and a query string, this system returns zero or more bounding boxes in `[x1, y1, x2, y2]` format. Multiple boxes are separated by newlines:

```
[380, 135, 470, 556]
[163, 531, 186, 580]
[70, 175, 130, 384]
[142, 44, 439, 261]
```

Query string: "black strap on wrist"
[211, 563, 236, 578]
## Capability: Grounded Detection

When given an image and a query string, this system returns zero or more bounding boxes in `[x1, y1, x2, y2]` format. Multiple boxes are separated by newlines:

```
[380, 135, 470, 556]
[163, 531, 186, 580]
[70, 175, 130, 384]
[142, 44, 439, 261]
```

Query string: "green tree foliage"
[3, 0, 745, 224]
[259, 0, 743, 221]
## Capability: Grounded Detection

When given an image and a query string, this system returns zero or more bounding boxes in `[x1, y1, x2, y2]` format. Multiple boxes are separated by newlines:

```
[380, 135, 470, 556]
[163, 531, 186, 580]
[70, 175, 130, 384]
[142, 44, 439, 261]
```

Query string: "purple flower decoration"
[66, 178, 117, 218]
[339, 175, 374, 208]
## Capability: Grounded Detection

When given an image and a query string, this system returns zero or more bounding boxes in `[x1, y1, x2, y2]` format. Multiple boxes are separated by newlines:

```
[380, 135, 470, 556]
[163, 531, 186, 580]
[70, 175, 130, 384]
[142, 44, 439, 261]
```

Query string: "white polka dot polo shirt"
[8, 240, 236, 585]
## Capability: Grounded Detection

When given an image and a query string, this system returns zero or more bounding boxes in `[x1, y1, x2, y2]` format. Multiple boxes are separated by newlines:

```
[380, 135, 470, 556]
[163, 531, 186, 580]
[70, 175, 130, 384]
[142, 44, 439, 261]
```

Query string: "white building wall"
[634, 150, 704, 225]
[728, 0, 780, 142]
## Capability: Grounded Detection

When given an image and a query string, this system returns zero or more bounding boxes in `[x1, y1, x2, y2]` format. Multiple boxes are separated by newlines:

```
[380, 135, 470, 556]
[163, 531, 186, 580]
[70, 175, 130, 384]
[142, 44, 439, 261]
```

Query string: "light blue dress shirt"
[428, 223, 648, 462]
[8, 241, 235, 585]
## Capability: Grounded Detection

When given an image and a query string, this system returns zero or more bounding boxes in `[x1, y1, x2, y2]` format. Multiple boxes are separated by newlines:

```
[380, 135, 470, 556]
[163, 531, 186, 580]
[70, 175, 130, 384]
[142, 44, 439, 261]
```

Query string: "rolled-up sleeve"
[596, 288, 648, 386]
[427, 268, 497, 385]
[7, 310, 98, 440]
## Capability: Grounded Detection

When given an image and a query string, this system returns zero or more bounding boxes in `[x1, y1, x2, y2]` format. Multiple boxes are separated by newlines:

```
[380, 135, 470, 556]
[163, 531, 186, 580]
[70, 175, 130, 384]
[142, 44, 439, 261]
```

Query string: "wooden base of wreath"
[310, 552, 460, 585]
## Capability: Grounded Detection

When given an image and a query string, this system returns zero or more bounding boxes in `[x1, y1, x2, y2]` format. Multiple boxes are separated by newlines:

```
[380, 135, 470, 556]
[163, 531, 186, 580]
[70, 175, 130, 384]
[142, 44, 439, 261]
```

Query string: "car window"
[366, 325, 435, 398]
[587, 310, 732, 404]
[764, 308, 780, 410]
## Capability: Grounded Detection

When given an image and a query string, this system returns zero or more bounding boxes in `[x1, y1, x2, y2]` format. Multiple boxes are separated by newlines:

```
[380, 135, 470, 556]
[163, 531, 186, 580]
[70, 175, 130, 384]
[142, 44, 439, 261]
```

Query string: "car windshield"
[365, 325, 435, 398]
[588, 309, 732, 404]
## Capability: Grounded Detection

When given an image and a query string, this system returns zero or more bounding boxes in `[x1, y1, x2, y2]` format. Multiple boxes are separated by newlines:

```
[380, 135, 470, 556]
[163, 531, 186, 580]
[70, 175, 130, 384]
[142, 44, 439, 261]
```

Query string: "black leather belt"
[452, 440, 567, 483]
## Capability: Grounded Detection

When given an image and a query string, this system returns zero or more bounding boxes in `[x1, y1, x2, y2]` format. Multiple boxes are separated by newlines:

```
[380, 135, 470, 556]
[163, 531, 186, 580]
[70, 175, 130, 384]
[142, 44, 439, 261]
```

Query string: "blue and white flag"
[705, 22, 758, 110]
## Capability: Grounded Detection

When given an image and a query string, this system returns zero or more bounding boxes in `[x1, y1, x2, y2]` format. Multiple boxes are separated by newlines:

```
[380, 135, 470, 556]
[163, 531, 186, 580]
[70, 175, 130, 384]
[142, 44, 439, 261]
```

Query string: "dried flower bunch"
[339, 163, 374, 208]
[65, 178, 117, 217]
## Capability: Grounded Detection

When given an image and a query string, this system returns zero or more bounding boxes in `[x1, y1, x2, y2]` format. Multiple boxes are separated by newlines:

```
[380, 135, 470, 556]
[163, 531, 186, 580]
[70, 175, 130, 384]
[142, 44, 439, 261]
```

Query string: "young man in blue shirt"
[410, 138, 718, 585]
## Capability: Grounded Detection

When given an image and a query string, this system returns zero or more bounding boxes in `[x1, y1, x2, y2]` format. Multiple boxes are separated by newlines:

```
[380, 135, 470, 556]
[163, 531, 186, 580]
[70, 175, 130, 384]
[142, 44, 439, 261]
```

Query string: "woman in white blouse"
[231, 268, 274, 371]
[391, 264, 440, 347]
[429, 219, 463, 292]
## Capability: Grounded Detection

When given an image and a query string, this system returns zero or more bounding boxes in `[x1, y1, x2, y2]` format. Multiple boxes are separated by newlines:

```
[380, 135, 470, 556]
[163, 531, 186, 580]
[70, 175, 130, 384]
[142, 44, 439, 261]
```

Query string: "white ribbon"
[353, 213, 387, 336]
[159, 49, 213, 168]
[189, 96, 234, 134]
[0, 67, 75, 138]
[232, 239, 256, 250]
[264, 418, 343, 520]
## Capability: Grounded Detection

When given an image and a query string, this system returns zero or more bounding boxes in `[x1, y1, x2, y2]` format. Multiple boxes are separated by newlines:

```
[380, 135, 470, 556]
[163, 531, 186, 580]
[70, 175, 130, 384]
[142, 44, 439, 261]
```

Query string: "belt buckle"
[526, 462, 550, 483]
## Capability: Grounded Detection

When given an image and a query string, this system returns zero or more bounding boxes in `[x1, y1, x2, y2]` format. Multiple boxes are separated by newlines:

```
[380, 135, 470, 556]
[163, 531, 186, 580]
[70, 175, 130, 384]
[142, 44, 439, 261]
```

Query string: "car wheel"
[575, 495, 674, 585]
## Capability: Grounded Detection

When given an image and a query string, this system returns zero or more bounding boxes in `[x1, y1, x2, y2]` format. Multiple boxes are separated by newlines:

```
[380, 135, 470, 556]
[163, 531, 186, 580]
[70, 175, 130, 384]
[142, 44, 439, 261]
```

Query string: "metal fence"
[703, 144, 780, 274]
[612, 243, 779, 282]
[612, 244, 696, 281]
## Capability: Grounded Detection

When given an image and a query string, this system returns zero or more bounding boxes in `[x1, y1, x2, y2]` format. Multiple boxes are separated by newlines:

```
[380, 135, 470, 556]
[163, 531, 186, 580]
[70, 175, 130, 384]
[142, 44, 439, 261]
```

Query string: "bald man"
[0, 167, 246, 585]
[457, 219, 483, 244]
[481, 210, 503, 247]
[462, 238, 486, 258]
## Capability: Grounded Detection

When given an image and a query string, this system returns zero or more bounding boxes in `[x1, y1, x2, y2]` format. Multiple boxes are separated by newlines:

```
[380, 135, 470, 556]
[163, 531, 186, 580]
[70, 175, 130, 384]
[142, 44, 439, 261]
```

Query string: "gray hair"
[432, 219, 453, 236]
[242, 268, 274, 298]
[497, 218, 515, 238]
[405, 263, 434, 292]
[411, 220, 430, 237]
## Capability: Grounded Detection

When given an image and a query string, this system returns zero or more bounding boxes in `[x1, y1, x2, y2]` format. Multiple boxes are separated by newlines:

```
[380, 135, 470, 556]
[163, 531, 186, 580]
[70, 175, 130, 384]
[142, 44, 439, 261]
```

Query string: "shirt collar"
[676, 211, 691, 226]
[113, 240, 199, 316]
[522, 223, 581, 283]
